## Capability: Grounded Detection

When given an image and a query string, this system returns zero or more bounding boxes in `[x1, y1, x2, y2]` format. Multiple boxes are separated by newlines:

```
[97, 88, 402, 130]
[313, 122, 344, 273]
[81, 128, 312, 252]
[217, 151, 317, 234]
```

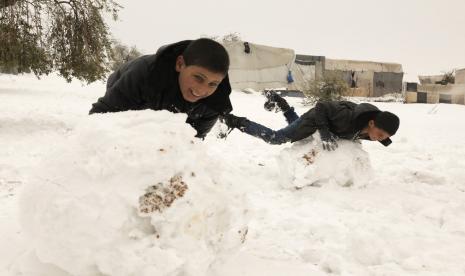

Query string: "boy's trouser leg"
[239, 120, 290, 144]
[284, 109, 319, 142]
[283, 107, 299, 124]
[239, 116, 307, 145]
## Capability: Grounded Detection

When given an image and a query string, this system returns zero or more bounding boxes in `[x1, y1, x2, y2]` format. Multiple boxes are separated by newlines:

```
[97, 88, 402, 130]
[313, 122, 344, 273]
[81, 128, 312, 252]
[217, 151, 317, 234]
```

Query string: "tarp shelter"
[325, 59, 403, 97]
[222, 41, 403, 96]
[222, 41, 316, 91]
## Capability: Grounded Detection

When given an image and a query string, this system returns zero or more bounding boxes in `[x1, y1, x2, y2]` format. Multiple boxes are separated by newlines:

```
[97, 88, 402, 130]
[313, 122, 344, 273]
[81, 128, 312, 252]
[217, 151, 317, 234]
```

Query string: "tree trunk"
[0, 0, 20, 9]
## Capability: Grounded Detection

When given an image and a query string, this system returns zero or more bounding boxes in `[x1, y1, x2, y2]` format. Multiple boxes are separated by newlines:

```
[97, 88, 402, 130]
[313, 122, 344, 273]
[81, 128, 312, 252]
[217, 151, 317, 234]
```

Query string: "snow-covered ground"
[1, 73, 465, 276]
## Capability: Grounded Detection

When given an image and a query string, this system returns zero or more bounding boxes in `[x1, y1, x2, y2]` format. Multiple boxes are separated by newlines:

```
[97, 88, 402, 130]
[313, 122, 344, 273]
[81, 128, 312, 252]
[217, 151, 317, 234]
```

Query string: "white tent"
[223, 41, 315, 91]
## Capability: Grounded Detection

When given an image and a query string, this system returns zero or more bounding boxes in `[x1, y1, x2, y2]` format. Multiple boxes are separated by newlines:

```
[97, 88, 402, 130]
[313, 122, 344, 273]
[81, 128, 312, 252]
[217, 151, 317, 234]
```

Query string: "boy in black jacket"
[89, 38, 232, 138]
[221, 91, 400, 150]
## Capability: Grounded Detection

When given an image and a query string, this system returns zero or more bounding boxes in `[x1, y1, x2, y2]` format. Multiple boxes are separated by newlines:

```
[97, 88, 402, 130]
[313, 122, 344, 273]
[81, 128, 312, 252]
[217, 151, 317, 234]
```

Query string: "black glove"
[263, 100, 277, 112]
[319, 128, 338, 151]
[219, 114, 248, 130]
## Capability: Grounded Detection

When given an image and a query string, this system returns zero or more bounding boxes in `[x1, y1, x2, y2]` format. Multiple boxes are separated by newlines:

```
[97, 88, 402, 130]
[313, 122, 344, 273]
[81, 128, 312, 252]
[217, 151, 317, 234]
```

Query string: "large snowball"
[278, 138, 373, 189]
[17, 111, 249, 276]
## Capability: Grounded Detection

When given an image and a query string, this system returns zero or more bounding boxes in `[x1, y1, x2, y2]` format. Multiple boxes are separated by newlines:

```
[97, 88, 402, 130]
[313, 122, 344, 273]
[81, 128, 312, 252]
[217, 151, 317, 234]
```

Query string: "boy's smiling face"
[175, 55, 225, 103]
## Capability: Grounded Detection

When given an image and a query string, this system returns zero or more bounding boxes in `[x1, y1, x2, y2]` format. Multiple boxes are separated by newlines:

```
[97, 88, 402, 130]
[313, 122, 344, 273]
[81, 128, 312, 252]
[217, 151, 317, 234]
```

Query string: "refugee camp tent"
[222, 41, 317, 92]
[222, 41, 403, 97]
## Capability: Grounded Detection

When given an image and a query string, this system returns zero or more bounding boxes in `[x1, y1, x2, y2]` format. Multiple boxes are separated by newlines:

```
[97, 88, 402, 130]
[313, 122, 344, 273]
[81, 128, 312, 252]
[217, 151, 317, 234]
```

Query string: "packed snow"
[1, 73, 465, 276]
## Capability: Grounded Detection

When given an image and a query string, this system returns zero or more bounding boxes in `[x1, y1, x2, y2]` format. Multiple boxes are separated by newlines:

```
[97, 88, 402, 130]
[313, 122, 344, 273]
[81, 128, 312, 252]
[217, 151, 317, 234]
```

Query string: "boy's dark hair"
[182, 38, 230, 75]
[374, 111, 400, 135]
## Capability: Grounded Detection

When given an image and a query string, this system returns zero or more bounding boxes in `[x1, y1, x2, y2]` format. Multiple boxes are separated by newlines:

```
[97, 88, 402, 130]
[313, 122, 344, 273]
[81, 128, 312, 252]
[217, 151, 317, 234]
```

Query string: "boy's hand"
[319, 129, 338, 151]
[219, 114, 248, 130]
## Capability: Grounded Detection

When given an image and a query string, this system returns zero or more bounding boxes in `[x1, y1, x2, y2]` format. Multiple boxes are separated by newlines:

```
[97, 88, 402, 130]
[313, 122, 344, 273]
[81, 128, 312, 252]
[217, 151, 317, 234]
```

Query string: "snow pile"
[16, 111, 249, 276]
[4, 74, 465, 276]
[278, 138, 373, 189]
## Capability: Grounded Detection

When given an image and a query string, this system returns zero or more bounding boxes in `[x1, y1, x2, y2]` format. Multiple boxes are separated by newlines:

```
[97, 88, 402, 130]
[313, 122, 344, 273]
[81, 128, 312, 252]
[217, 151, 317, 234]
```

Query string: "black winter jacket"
[89, 40, 233, 138]
[291, 101, 392, 146]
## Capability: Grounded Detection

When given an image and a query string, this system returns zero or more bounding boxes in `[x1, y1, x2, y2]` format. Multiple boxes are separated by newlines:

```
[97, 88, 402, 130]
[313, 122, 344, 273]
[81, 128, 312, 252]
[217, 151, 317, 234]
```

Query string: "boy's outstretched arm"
[187, 114, 219, 139]
[313, 102, 339, 151]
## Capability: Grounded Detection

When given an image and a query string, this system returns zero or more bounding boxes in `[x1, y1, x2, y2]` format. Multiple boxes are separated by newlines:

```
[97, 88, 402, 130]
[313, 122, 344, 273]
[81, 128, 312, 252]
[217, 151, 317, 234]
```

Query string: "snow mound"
[16, 110, 249, 276]
[278, 138, 373, 189]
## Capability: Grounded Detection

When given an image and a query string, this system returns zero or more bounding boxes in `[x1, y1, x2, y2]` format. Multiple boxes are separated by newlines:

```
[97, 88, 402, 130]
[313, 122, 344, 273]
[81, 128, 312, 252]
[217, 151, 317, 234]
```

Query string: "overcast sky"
[108, 0, 465, 82]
